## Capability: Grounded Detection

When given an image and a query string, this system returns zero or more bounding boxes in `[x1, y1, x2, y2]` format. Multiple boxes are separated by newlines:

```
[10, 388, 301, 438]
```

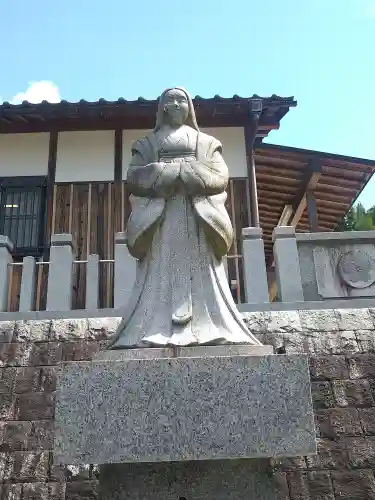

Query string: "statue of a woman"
[109, 87, 261, 348]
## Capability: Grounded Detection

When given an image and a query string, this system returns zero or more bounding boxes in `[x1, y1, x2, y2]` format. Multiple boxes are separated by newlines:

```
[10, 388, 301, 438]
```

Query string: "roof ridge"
[0, 94, 297, 110]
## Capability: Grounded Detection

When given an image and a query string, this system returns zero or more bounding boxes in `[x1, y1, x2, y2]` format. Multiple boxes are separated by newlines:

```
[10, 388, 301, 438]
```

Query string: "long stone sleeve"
[179, 151, 229, 196]
[127, 153, 180, 198]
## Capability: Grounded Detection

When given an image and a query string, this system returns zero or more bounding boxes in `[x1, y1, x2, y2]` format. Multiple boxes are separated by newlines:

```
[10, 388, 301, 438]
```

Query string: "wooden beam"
[269, 278, 277, 302]
[43, 131, 58, 260]
[290, 158, 322, 227]
[278, 204, 293, 226]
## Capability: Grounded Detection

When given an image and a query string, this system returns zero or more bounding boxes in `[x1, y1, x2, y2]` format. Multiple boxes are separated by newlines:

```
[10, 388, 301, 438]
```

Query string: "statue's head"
[155, 87, 199, 131]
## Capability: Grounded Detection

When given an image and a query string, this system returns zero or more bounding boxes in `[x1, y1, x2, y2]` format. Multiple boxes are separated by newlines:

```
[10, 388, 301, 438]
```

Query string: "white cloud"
[5, 81, 61, 104]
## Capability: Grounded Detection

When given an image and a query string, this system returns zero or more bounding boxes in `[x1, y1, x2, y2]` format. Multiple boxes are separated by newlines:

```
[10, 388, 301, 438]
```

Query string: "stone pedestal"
[54, 344, 316, 499]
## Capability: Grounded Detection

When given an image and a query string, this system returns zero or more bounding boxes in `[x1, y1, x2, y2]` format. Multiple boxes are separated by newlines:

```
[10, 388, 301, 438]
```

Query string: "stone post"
[0, 236, 13, 312]
[242, 227, 269, 304]
[114, 232, 136, 309]
[86, 254, 99, 310]
[19, 256, 36, 312]
[46, 234, 74, 311]
[272, 226, 304, 302]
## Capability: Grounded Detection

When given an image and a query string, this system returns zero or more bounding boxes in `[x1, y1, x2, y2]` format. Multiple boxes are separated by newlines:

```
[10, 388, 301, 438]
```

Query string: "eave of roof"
[255, 143, 375, 260]
[258, 142, 375, 169]
[0, 94, 297, 138]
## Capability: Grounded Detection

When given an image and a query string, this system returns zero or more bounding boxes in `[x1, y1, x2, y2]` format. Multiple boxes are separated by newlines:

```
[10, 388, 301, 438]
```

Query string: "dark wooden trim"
[0, 116, 280, 135]
[43, 131, 58, 259]
[114, 130, 124, 233]
[114, 129, 123, 182]
[0, 176, 46, 187]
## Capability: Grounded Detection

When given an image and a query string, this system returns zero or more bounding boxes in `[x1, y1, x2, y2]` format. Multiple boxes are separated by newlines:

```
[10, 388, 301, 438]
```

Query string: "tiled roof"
[0, 93, 296, 108]
[0, 94, 297, 138]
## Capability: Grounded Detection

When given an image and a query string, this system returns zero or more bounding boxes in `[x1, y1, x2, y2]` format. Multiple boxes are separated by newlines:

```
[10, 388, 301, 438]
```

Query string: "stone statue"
[109, 87, 261, 348]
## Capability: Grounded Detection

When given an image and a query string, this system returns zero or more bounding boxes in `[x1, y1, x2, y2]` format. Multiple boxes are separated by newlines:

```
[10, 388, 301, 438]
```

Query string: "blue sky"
[1, 0, 374, 207]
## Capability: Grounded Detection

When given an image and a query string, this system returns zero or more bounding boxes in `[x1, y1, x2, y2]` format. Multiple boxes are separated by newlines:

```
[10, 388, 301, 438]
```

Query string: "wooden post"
[44, 131, 58, 260]
[290, 158, 322, 228]
[114, 129, 123, 234]
[244, 99, 262, 227]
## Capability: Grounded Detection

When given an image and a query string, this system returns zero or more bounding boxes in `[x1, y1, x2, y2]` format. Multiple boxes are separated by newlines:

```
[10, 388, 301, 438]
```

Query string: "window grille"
[0, 177, 46, 256]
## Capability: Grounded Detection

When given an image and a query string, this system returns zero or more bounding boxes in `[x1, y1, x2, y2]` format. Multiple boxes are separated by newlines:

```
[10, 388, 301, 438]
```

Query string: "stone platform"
[54, 345, 316, 465]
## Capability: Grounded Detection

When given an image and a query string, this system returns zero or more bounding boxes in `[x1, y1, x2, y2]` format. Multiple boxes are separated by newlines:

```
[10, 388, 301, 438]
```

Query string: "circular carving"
[337, 250, 375, 289]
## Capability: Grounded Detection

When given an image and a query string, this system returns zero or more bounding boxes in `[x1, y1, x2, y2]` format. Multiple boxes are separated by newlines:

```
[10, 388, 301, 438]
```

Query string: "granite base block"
[95, 344, 274, 360]
[99, 459, 277, 500]
[54, 346, 316, 464]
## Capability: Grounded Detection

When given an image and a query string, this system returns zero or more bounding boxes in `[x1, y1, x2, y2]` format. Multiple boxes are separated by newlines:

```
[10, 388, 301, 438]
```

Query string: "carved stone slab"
[313, 244, 375, 299]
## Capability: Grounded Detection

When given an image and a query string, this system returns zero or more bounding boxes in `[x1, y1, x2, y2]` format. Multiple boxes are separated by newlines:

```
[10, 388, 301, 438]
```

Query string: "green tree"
[340, 203, 375, 231]
[339, 207, 356, 231]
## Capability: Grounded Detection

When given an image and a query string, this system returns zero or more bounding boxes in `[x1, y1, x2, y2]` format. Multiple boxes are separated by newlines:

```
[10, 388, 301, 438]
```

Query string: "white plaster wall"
[0, 133, 49, 176]
[121, 127, 247, 178]
[56, 131, 114, 182]
[202, 127, 247, 178]
[122, 130, 151, 178]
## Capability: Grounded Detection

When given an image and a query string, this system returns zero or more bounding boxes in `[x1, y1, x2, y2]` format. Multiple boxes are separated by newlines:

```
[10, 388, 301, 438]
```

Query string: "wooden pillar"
[114, 129, 123, 182]
[306, 188, 319, 232]
[290, 158, 322, 228]
[43, 130, 58, 260]
[114, 129, 124, 234]
[244, 99, 262, 228]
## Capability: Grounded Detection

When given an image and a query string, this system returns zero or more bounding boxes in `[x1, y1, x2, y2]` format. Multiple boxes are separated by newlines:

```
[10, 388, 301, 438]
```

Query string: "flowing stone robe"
[109, 125, 261, 348]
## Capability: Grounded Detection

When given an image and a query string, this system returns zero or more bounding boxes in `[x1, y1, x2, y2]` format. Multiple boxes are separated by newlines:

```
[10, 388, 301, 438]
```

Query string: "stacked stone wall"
[0, 309, 375, 499]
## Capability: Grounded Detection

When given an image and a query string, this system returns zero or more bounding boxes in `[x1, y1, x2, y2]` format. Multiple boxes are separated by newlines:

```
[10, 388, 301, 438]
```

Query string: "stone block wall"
[1, 309, 375, 499]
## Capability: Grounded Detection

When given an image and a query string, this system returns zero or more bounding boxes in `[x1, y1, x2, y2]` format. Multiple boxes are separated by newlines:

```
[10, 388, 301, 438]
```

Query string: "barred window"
[0, 177, 46, 256]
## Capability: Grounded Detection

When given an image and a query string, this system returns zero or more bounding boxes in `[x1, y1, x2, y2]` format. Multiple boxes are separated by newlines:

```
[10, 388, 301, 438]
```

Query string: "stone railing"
[3, 233, 136, 314]
[2, 228, 375, 317]
[272, 228, 375, 303]
[5, 233, 246, 315]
